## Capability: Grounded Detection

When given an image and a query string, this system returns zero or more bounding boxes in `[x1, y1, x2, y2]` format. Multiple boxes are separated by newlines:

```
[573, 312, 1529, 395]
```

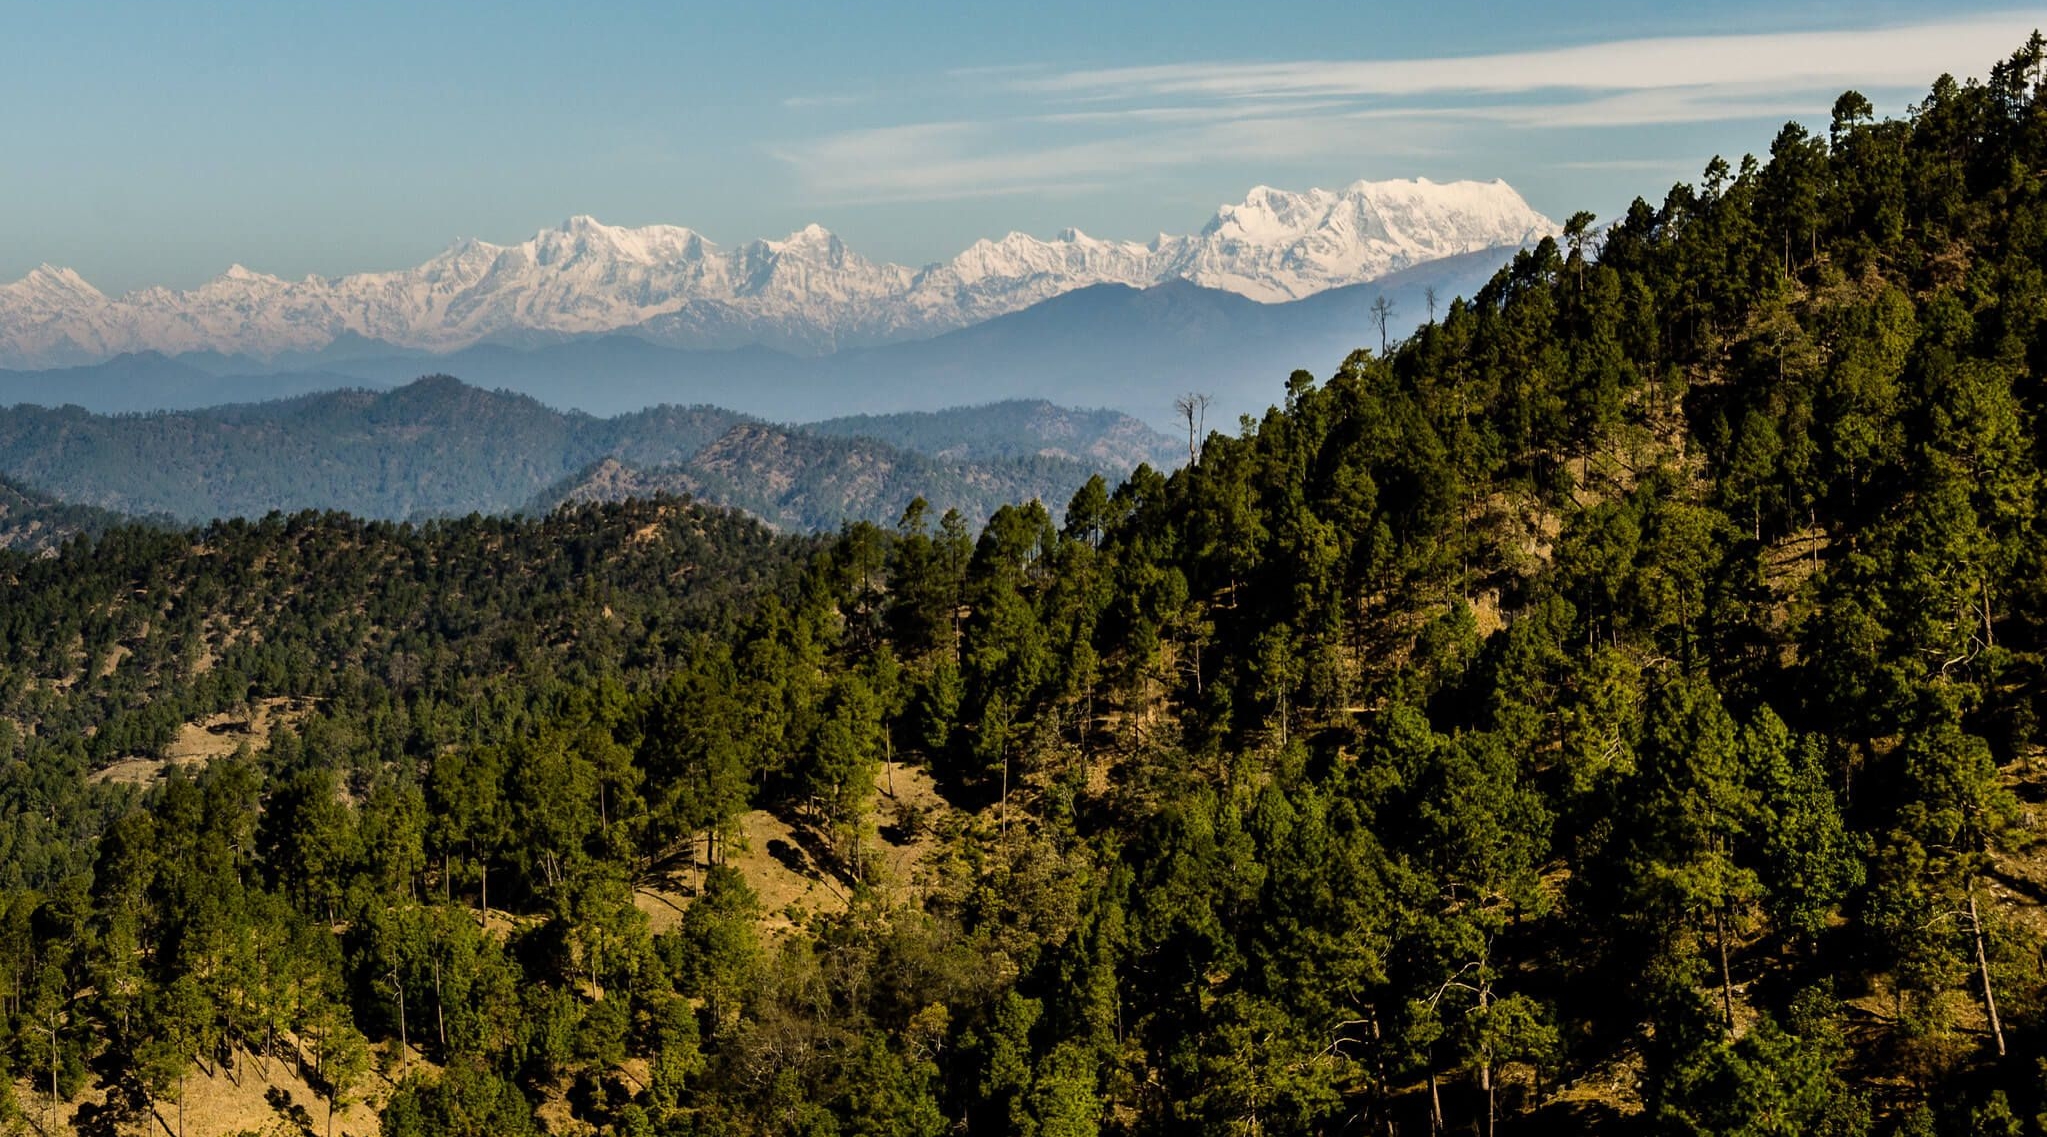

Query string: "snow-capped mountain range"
[0, 178, 1553, 367]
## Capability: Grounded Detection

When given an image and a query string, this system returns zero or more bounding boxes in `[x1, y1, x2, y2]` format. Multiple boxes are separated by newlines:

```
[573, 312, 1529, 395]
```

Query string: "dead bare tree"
[1370, 293, 1397, 355]
[1174, 392, 1211, 466]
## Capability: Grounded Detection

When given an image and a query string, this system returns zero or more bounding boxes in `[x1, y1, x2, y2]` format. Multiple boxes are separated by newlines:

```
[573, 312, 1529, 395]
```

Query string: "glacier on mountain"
[0, 178, 1554, 366]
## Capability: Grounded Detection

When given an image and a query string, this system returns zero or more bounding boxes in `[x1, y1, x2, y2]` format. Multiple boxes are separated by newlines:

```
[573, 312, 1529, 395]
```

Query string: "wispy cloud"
[1427, 87, 1825, 130]
[782, 93, 873, 110]
[943, 63, 1055, 80]
[1556, 157, 1723, 173]
[773, 112, 1447, 203]
[776, 12, 2043, 203]
[1027, 100, 1353, 127]
[1021, 14, 2040, 100]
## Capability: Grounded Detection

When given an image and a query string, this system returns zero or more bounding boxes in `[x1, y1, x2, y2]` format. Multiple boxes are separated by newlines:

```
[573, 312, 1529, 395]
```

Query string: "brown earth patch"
[88, 697, 310, 786]
[16, 1041, 384, 1137]
[631, 759, 961, 938]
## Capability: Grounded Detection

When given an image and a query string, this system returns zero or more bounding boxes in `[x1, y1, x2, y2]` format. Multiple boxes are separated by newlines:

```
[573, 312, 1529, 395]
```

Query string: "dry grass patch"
[631, 759, 963, 939]
[14, 1041, 382, 1137]
[88, 697, 310, 786]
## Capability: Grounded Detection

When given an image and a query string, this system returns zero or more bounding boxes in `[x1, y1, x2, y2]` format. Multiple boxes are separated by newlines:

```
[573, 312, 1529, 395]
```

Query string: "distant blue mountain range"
[0, 246, 1517, 430]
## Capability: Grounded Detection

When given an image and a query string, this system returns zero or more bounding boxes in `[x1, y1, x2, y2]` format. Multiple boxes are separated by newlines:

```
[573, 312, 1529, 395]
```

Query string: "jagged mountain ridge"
[0, 178, 1554, 365]
[0, 244, 1518, 430]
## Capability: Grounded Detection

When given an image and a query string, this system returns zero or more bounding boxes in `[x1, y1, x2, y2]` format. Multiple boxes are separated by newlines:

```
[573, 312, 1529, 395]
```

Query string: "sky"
[1, 0, 2040, 293]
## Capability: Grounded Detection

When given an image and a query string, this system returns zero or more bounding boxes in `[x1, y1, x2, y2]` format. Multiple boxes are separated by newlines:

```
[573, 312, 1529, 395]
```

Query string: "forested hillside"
[801, 401, 1181, 469]
[0, 381, 1162, 530]
[0, 475, 150, 552]
[3, 37, 2047, 1137]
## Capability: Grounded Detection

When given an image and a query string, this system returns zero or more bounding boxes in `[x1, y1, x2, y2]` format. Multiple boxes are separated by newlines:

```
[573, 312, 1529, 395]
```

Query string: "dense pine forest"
[0, 476, 147, 554]
[4, 38, 2047, 1137]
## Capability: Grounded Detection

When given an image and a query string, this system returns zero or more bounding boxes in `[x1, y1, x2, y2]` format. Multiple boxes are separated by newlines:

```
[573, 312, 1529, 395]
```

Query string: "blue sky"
[2, 1, 2039, 292]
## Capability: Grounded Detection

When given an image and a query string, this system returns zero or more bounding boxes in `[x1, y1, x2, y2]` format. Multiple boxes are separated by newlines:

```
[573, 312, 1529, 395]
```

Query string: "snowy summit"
[0, 178, 1554, 367]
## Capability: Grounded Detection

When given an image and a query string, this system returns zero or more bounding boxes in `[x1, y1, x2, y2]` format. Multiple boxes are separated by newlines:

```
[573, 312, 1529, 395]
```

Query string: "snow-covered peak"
[1179, 177, 1554, 300]
[760, 223, 841, 253]
[8, 264, 106, 302]
[939, 228, 1155, 292]
[0, 180, 1554, 366]
[1206, 184, 1337, 241]
[26, 263, 84, 284]
[214, 264, 288, 286]
[518, 216, 713, 268]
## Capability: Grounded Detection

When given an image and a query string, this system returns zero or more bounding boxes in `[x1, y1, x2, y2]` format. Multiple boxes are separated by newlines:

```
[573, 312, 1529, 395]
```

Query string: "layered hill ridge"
[0, 36, 2044, 1137]
[0, 244, 1520, 428]
[0, 474, 146, 552]
[0, 378, 1179, 529]
[0, 178, 1553, 365]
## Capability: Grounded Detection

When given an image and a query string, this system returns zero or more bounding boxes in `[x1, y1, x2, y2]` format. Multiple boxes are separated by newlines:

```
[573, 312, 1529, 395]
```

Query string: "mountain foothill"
[0, 179, 1547, 537]
[8, 35, 2047, 1137]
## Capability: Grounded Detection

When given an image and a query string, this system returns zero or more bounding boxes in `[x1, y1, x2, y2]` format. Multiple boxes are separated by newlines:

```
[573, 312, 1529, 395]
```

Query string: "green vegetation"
[530, 414, 1137, 535]
[2, 38, 2047, 1137]
[0, 474, 156, 552]
[801, 400, 1181, 469]
[0, 381, 1165, 530]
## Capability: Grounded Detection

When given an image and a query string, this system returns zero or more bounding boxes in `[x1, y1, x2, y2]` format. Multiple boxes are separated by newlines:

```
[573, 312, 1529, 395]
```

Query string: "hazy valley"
[0, 379, 1179, 532]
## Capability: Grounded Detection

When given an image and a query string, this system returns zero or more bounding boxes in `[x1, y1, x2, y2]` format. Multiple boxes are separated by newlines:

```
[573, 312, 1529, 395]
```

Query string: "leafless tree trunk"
[44, 1012, 59, 1137]
[434, 955, 447, 1051]
[1371, 294, 1398, 355]
[1969, 886, 2006, 1056]
[392, 966, 407, 1057]
[1174, 393, 1212, 466]
[1428, 1063, 1443, 1135]
[1717, 908, 1735, 1029]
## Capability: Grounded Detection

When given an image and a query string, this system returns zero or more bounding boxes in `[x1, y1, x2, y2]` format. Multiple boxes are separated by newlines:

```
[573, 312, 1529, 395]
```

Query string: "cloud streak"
[774, 112, 1448, 203]
[776, 12, 2043, 203]
[1021, 13, 2041, 100]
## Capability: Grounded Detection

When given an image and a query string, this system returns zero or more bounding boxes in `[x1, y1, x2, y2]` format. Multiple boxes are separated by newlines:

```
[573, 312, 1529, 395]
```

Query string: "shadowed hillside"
[0, 378, 1176, 529]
